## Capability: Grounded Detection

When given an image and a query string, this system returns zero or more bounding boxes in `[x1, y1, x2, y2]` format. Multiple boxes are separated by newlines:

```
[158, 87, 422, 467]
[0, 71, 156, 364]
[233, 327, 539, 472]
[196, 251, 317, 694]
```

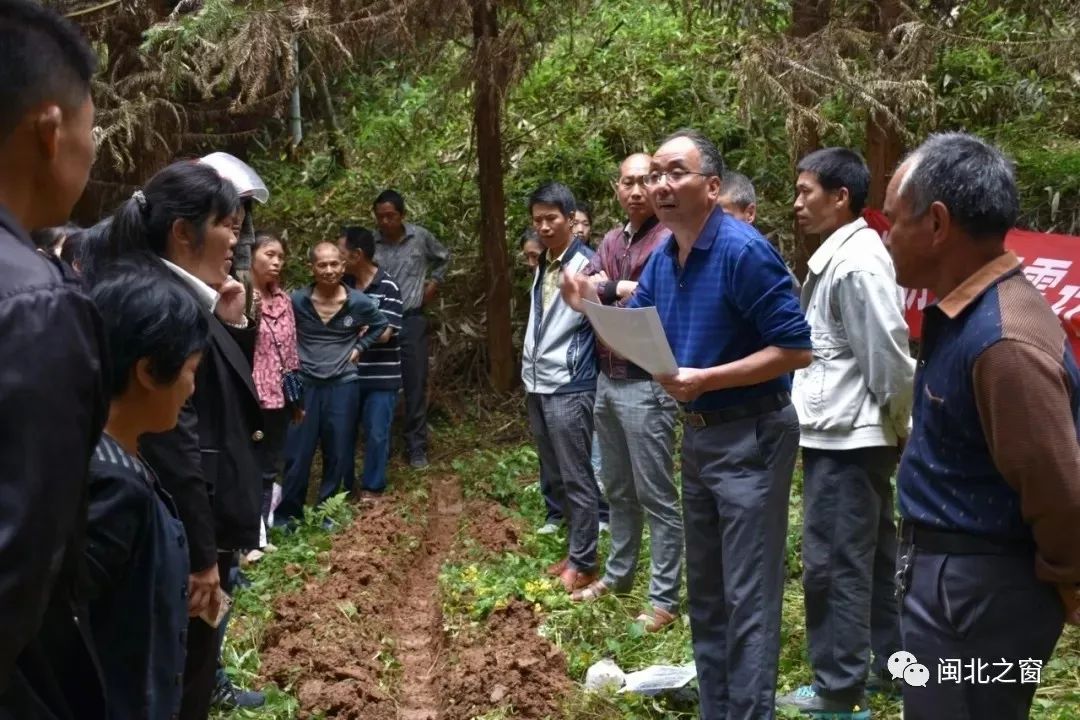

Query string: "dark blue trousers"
[277, 380, 360, 523]
[682, 405, 800, 720]
[899, 546, 1064, 719]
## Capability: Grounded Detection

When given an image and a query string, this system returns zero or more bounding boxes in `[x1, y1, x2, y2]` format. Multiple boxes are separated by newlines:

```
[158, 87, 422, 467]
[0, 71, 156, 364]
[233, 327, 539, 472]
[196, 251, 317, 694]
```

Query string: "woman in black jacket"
[83, 267, 208, 719]
[85, 161, 264, 720]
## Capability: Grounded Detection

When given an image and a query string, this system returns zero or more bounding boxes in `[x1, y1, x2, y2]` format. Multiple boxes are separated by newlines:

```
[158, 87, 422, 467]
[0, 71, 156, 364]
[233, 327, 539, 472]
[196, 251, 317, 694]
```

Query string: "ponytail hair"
[83, 161, 240, 286]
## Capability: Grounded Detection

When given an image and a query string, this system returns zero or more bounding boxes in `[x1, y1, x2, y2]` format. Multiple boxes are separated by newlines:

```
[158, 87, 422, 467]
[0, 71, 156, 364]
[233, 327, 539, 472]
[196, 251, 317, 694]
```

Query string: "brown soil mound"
[461, 500, 523, 554]
[260, 495, 422, 719]
[440, 601, 574, 720]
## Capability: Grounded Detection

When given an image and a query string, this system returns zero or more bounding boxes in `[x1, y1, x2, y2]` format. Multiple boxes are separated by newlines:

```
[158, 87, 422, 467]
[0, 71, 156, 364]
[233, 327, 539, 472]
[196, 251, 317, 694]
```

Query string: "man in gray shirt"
[372, 189, 451, 468]
[276, 242, 388, 524]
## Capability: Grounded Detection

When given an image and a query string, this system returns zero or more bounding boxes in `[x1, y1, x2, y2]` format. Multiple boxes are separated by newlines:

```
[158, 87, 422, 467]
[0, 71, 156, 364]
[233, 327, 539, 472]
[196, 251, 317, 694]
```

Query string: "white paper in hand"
[580, 301, 677, 376]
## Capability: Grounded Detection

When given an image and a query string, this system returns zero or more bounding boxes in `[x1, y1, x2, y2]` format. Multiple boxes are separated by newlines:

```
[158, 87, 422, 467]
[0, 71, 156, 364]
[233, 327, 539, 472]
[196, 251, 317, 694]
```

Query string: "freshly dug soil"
[440, 601, 574, 720]
[260, 493, 423, 720]
[461, 499, 522, 554]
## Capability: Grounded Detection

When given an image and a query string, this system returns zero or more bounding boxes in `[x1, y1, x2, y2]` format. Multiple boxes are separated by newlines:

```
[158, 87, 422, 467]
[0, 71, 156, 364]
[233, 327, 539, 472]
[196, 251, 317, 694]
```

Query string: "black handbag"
[263, 319, 304, 408]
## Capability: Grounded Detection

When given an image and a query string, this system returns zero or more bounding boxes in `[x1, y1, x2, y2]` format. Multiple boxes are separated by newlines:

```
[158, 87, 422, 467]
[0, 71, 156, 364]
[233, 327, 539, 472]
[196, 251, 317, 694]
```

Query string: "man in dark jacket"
[0, 2, 108, 718]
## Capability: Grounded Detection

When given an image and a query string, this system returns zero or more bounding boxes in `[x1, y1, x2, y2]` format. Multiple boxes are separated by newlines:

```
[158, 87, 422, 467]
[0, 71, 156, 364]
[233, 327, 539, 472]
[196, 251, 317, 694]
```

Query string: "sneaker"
[537, 522, 562, 535]
[598, 521, 610, 534]
[409, 453, 429, 469]
[211, 678, 266, 710]
[775, 685, 870, 719]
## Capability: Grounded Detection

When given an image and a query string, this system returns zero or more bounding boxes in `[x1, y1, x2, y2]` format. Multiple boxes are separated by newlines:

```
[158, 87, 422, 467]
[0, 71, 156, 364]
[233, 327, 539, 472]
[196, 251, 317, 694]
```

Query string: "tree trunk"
[865, 0, 904, 209]
[789, 0, 830, 281]
[472, 0, 515, 392]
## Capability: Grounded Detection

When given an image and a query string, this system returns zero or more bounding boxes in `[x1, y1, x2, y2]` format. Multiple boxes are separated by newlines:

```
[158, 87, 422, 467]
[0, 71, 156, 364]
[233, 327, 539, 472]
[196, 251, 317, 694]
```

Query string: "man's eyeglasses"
[643, 169, 711, 187]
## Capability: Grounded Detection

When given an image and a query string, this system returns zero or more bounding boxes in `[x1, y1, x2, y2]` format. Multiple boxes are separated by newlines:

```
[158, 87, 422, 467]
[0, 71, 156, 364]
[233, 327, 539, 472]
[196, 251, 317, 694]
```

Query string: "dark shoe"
[775, 685, 870, 719]
[212, 678, 266, 710]
[865, 669, 902, 696]
[409, 453, 429, 469]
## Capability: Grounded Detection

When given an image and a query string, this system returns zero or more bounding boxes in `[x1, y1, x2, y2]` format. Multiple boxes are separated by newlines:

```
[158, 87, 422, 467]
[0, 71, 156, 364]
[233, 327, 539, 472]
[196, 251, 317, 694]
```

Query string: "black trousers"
[179, 551, 237, 720]
[802, 446, 900, 697]
[899, 545, 1064, 719]
[258, 407, 290, 528]
[399, 313, 429, 457]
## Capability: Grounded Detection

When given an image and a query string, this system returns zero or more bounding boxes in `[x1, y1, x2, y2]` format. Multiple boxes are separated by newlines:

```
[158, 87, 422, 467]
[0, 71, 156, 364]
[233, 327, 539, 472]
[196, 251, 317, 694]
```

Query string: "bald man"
[574, 154, 684, 631]
[277, 242, 389, 524]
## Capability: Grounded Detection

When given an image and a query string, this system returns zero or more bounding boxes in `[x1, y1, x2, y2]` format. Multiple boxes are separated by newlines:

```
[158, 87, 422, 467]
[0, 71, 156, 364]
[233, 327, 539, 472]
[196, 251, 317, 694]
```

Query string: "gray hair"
[898, 132, 1018, 239]
[720, 171, 756, 209]
[661, 128, 725, 178]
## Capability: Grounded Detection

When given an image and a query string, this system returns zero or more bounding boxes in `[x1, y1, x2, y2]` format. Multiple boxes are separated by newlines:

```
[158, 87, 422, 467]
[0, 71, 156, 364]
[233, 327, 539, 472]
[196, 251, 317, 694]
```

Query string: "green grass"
[442, 441, 1080, 720]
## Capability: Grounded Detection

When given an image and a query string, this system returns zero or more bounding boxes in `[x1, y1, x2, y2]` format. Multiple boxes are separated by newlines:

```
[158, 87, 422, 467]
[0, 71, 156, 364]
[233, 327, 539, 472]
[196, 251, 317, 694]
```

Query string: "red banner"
[904, 228, 1080, 356]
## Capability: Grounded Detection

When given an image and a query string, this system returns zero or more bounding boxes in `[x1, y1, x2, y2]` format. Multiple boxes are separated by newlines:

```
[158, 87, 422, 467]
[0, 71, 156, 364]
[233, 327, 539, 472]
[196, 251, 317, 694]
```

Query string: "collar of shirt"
[258, 286, 290, 319]
[161, 258, 219, 313]
[375, 224, 416, 246]
[936, 251, 1021, 319]
[623, 215, 660, 244]
[545, 243, 571, 270]
[663, 206, 726, 259]
[806, 217, 868, 275]
[0, 203, 33, 250]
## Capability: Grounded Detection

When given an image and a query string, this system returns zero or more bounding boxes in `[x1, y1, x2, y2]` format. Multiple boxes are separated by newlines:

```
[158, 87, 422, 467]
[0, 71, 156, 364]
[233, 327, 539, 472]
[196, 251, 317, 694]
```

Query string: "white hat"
[199, 152, 269, 204]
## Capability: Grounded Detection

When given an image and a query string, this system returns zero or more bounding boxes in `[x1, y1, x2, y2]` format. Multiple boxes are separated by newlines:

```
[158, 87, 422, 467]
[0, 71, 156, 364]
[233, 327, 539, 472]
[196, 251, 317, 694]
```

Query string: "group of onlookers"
[0, 3, 451, 719]
[524, 127, 1079, 720]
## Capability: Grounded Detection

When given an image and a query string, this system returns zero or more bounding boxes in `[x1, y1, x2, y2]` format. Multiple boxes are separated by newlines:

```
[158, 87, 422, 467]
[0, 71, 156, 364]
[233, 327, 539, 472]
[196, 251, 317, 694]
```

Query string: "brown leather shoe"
[560, 567, 598, 593]
[546, 556, 569, 577]
[635, 606, 679, 633]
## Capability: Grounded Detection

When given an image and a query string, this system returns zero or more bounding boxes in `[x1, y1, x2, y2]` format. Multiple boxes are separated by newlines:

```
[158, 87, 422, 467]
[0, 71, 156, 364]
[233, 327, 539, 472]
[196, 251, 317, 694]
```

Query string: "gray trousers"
[899, 546, 1064, 720]
[527, 391, 599, 572]
[399, 313, 429, 457]
[595, 374, 682, 613]
[802, 446, 901, 697]
[682, 405, 799, 720]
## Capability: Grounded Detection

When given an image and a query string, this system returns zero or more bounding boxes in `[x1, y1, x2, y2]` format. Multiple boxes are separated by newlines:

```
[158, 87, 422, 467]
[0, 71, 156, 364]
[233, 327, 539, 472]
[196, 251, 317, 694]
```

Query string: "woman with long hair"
[250, 230, 301, 537]
[84, 159, 265, 720]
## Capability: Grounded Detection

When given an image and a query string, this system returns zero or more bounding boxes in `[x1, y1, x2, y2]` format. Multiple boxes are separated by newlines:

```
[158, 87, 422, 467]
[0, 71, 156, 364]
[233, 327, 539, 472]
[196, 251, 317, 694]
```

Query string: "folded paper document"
[580, 300, 677, 376]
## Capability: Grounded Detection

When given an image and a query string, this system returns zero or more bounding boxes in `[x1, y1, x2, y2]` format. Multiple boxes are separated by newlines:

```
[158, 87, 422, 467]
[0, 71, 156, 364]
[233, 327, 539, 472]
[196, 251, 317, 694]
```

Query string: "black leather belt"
[682, 392, 790, 428]
[899, 520, 1034, 556]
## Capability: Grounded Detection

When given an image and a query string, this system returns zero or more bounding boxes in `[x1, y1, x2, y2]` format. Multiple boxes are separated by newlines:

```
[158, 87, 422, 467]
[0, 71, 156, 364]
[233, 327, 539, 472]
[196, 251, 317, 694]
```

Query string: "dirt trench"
[392, 475, 463, 720]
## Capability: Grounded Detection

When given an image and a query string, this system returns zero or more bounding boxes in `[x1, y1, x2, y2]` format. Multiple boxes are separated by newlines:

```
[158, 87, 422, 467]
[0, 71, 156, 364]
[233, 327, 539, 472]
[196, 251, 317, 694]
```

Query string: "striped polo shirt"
[346, 268, 403, 390]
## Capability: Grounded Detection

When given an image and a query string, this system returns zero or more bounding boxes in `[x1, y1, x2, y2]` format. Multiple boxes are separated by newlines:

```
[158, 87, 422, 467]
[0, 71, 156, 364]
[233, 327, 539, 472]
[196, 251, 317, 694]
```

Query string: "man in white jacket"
[778, 148, 916, 718]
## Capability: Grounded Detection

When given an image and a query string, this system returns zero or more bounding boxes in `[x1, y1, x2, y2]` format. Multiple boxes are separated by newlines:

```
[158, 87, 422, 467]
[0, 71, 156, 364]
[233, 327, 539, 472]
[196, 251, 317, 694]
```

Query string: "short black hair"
[796, 147, 870, 215]
[90, 261, 209, 398]
[0, 0, 97, 139]
[31, 223, 79, 253]
[661, 128, 725, 178]
[899, 132, 1018, 241]
[574, 201, 593, 223]
[373, 189, 405, 214]
[528, 182, 576, 218]
[341, 225, 375, 259]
